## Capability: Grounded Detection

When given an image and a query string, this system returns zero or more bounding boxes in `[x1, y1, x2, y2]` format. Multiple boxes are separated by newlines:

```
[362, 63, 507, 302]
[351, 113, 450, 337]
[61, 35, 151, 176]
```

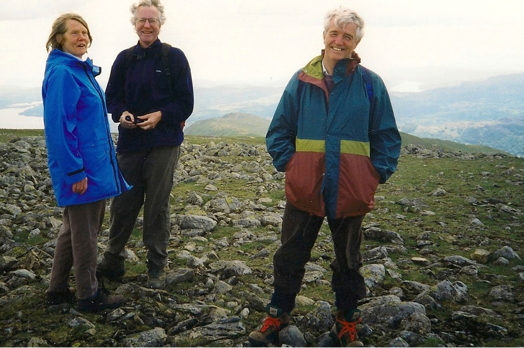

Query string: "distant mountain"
[187, 74, 524, 156]
[2, 73, 523, 156]
[399, 132, 508, 155]
[6, 84, 282, 124]
[0, 86, 40, 108]
[392, 73, 524, 156]
[185, 112, 270, 137]
[185, 112, 506, 155]
[190, 85, 282, 123]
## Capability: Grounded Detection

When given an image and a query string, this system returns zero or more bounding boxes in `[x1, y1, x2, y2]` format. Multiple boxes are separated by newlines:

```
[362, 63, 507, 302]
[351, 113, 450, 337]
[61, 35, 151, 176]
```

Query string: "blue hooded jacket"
[42, 49, 131, 207]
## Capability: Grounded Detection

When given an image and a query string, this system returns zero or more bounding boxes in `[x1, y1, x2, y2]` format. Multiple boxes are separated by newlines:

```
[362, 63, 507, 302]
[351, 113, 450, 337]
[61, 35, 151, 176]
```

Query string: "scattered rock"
[0, 136, 521, 347]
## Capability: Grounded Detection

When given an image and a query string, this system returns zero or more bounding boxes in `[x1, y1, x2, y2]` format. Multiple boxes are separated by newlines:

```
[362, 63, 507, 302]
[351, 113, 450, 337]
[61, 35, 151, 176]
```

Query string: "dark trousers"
[48, 200, 105, 300]
[102, 146, 180, 272]
[271, 202, 367, 313]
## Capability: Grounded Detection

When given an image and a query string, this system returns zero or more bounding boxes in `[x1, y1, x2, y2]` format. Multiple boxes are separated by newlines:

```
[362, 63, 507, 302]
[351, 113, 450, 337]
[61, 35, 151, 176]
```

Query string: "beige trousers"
[48, 200, 105, 300]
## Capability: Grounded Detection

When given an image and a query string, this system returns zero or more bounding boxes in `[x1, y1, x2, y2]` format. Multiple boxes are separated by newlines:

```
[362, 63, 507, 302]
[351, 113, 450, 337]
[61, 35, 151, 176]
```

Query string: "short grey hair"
[130, 0, 166, 26]
[324, 7, 365, 42]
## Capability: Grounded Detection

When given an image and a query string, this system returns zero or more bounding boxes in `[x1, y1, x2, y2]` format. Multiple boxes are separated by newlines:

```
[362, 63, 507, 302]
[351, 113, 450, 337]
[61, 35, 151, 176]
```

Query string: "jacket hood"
[46, 49, 101, 76]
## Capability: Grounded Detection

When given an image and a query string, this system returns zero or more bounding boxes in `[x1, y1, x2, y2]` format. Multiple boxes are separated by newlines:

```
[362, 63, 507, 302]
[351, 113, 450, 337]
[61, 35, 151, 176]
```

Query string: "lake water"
[0, 103, 43, 129]
[0, 103, 118, 132]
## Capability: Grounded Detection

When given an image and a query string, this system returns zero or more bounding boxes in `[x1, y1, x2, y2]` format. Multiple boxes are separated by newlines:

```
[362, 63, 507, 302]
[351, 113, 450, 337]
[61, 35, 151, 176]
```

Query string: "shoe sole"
[96, 269, 125, 280]
[247, 337, 270, 347]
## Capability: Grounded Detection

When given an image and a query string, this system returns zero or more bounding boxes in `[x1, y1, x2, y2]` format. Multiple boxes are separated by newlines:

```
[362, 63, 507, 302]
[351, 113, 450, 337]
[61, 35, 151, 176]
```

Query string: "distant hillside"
[185, 112, 270, 137]
[183, 113, 507, 155]
[399, 133, 508, 155]
[393, 73, 524, 156]
[0, 86, 40, 109]
[191, 85, 281, 122]
[2, 73, 523, 156]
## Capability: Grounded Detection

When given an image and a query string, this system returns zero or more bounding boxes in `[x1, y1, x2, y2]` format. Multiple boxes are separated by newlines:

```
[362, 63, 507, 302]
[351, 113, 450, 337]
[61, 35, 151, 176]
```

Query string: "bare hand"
[136, 111, 162, 130]
[72, 177, 88, 195]
[119, 111, 137, 129]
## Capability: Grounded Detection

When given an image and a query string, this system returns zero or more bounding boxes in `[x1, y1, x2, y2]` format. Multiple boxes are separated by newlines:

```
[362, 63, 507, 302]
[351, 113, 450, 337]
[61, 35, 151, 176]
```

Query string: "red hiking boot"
[248, 305, 291, 346]
[330, 309, 364, 347]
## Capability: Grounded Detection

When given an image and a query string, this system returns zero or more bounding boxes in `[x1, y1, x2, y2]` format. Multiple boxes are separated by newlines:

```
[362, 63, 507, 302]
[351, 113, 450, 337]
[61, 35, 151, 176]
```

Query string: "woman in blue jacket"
[42, 13, 131, 313]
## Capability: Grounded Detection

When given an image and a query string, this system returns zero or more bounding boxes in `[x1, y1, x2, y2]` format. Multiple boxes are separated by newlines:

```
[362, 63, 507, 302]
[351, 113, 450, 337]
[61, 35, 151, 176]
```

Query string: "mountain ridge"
[184, 113, 509, 155]
[1, 72, 523, 155]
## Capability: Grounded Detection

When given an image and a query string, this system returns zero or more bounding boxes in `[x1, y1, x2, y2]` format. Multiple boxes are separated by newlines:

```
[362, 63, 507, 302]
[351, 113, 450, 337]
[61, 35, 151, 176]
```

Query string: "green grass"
[1, 132, 523, 346]
[0, 129, 43, 142]
[400, 132, 510, 155]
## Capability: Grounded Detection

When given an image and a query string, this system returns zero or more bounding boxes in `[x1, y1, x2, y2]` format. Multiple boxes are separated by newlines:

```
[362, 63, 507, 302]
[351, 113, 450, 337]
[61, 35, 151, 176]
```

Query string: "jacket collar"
[47, 49, 101, 76]
[132, 39, 162, 59]
[301, 50, 362, 80]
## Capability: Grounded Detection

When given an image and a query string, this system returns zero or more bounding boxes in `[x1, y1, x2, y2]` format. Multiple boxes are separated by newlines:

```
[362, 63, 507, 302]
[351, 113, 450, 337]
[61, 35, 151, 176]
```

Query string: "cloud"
[1, 0, 524, 90]
[1, 1, 87, 20]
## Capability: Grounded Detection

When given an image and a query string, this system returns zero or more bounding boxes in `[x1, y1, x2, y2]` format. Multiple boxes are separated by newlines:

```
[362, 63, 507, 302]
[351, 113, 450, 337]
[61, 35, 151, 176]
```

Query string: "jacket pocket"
[336, 154, 380, 217]
[285, 152, 325, 216]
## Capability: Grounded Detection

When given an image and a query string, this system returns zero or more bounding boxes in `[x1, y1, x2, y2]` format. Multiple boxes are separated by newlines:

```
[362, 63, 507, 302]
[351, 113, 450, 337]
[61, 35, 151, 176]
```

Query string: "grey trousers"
[272, 202, 367, 312]
[102, 146, 180, 272]
[48, 199, 105, 300]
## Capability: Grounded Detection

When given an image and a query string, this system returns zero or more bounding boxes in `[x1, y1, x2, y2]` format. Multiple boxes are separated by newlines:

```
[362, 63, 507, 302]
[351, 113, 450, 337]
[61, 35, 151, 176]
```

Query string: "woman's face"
[61, 19, 89, 58]
[135, 6, 161, 48]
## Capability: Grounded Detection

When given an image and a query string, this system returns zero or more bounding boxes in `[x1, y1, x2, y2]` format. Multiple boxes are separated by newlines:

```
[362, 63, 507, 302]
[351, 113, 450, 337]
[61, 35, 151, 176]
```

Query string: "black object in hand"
[125, 116, 144, 124]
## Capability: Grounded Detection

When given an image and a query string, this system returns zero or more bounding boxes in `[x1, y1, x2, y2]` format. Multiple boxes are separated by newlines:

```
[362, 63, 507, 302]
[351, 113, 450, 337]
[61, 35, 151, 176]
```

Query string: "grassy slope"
[1, 128, 506, 155]
[1, 131, 522, 346]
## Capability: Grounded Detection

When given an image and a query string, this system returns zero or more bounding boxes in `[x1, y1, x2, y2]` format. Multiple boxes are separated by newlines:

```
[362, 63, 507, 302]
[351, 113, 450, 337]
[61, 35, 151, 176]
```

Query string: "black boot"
[46, 289, 75, 306]
[77, 288, 125, 313]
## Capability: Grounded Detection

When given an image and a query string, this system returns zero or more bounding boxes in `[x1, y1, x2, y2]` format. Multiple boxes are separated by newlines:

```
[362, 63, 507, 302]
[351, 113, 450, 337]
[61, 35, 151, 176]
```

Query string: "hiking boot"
[77, 288, 125, 313]
[147, 268, 166, 289]
[46, 289, 75, 306]
[96, 260, 125, 280]
[248, 305, 291, 347]
[330, 309, 363, 347]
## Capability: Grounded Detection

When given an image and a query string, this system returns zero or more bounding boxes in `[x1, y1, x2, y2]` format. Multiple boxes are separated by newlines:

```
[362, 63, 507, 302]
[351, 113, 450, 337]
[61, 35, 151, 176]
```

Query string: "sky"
[1, 0, 524, 129]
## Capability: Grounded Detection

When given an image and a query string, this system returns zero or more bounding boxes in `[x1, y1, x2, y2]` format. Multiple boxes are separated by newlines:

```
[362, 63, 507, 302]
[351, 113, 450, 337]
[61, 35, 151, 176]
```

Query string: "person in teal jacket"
[249, 7, 401, 347]
[42, 13, 131, 313]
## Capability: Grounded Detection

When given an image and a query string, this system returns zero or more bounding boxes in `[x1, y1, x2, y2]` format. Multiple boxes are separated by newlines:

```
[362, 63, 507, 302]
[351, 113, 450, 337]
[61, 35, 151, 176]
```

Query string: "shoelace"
[260, 316, 283, 333]
[337, 317, 362, 341]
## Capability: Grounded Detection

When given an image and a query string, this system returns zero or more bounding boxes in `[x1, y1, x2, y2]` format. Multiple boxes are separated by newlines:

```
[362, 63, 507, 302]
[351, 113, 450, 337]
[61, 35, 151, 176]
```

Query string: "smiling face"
[323, 20, 359, 70]
[60, 19, 90, 58]
[135, 6, 161, 48]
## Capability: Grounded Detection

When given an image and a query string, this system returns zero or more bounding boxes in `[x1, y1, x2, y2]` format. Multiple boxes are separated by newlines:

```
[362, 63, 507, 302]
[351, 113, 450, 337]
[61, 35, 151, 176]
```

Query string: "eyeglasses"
[136, 17, 160, 25]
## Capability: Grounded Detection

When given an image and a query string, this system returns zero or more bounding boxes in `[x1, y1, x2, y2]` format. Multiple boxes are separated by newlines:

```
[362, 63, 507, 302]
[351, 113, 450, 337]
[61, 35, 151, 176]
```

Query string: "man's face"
[135, 6, 161, 48]
[323, 20, 359, 65]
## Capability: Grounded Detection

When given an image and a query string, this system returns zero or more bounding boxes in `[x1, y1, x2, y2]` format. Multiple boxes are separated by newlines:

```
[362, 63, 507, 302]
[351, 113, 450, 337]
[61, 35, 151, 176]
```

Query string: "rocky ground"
[0, 135, 523, 347]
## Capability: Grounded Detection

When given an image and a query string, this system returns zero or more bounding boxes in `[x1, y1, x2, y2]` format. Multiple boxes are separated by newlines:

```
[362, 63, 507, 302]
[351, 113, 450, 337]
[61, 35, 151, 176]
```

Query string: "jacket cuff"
[64, 170, 86, 186]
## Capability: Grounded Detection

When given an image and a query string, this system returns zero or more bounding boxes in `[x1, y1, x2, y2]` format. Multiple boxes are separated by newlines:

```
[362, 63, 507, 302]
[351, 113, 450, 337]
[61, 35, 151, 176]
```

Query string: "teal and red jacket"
[266, 55, 401, 219]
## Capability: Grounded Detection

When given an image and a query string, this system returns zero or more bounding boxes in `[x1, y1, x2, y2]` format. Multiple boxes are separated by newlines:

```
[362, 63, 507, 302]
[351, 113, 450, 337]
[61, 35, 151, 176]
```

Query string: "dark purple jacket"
[106, 39, 194, 153]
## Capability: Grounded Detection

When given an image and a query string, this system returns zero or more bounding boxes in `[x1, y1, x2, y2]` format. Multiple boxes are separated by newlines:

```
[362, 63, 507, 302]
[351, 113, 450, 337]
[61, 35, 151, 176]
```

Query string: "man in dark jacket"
[97, 0, 194, 289]
[248, 7, 401, 347]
